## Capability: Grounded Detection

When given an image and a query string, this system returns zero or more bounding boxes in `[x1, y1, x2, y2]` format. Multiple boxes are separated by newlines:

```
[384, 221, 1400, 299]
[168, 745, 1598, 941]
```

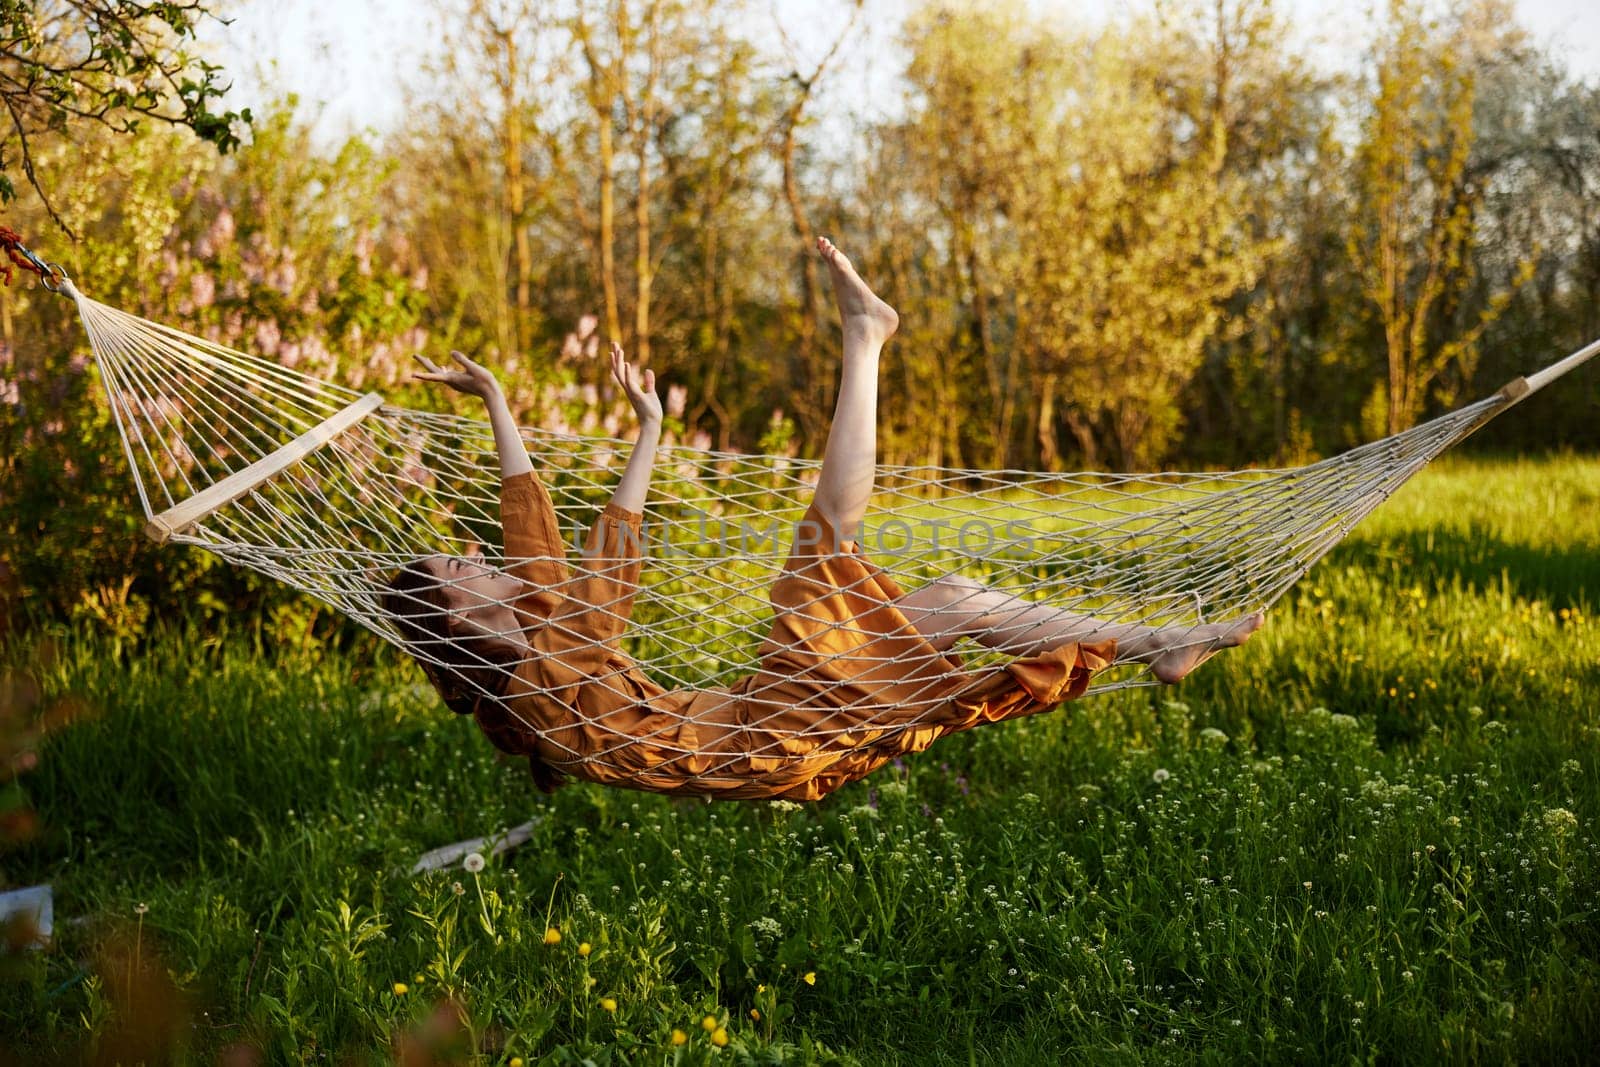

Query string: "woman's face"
[428, 555, 529, 647]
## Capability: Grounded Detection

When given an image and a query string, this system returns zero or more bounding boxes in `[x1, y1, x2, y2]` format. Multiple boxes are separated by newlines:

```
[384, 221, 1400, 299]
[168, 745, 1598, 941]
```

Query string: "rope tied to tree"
[0, 227, 67, 290]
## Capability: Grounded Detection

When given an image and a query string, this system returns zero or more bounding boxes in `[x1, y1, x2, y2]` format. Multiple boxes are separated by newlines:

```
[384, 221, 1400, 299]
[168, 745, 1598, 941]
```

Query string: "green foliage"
[1, 457, 1598, 1062]
[0, 0, 250, 228]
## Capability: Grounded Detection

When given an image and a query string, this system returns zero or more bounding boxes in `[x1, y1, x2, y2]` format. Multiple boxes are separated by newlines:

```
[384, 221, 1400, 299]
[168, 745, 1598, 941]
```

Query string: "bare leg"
[898, 574, 1264, 684]
[807, 237, 898, 544]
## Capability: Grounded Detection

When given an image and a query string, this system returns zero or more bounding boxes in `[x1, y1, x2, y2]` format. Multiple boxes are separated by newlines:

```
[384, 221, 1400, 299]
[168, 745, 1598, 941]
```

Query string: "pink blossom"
[157, 250, 180, 289]
[254, 319, 282, 357]
[208, 207, 235, 249]
[271, 259, 299, 292]
[354, 231, 375, 276]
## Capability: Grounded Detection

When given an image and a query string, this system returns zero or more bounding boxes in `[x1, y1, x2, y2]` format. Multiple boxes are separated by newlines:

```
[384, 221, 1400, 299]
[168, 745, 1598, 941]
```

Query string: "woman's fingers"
[643, 368, 656, 394]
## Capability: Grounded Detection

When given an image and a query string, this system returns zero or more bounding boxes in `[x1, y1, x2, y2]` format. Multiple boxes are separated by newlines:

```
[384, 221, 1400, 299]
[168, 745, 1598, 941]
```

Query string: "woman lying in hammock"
[385, 238, 1263, 801]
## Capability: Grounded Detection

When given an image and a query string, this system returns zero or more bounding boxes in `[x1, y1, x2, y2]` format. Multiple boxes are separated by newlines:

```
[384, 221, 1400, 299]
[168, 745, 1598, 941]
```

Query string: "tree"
[886, 2, 1264, 470]
[1347, 0, 1528, 435]
[771, 3, 858, 454]
[0, 0, 250, 231]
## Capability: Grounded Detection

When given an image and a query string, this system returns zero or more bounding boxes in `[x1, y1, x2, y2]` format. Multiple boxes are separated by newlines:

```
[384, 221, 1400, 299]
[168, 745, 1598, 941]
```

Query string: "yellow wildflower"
[750, 1008, 761, 1021]
[600, 997, 617, 1013]
[510, 1059, 525, 1067]
[671, 1030, 688, 1046]
[543, 927, 561, 945]
[803, 971, 816, 986]
[711, 1028, 729, 1047]
[701, 1014, 718, 1031]
[392, 982, 408, 995]
[578, 941, 592, 957]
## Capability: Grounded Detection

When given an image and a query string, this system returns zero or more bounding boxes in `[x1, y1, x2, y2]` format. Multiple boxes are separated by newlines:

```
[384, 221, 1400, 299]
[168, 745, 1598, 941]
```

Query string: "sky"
[202, 0, 1600, 148]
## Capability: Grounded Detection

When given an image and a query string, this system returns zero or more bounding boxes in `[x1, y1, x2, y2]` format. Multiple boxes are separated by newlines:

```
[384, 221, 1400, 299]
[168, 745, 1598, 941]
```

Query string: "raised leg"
[805, 237, 898, 547]
[898, 574, 1264, 684]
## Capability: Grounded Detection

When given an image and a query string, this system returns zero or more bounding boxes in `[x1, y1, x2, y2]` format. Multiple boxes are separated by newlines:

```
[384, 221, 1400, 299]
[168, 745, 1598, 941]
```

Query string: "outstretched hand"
[413, 351, 502, 401]
[609, 341, 662, 426]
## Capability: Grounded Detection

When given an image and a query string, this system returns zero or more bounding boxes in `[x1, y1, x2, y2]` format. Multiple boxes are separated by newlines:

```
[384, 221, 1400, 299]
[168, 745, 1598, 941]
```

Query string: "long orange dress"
[469, 471, 1116, 801]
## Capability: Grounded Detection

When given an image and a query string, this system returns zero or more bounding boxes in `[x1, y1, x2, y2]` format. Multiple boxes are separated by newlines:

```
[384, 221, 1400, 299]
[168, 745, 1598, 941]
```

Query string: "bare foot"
[817, 236, 898, 345]
[1149, 612, 1265, 684]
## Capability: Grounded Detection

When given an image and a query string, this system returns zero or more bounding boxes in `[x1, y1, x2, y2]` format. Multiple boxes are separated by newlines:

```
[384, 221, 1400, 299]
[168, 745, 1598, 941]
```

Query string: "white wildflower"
[463, 852, 486, 873]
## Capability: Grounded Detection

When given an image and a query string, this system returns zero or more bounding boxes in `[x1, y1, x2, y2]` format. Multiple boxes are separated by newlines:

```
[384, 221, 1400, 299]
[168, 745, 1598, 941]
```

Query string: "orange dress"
[470, 471, 1116, 801]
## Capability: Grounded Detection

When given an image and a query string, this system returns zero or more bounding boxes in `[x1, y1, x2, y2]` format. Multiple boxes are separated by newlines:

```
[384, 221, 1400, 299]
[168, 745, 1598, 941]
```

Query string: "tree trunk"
[497, 24, 532, 356]
[780, 108, 824, 453]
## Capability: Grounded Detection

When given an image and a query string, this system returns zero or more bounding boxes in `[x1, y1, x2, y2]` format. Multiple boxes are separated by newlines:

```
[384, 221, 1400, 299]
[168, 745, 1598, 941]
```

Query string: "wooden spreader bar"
[144, 392, 385, 545]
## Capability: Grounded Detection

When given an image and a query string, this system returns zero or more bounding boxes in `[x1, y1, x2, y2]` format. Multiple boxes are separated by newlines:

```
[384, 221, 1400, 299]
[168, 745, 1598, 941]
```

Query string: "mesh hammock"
[48, 271, 1600, 796]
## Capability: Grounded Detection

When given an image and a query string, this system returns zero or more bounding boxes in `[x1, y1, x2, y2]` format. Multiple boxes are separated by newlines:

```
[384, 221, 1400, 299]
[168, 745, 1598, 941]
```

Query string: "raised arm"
[413, 351, 568, 609]
[536, 343, 663, 660]
[605, 340, 662, 515]
[413, 351, 531, 479]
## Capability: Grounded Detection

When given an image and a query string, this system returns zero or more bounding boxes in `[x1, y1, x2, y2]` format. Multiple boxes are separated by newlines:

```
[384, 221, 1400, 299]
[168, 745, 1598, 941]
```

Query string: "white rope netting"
[61, 278, 1599, 796]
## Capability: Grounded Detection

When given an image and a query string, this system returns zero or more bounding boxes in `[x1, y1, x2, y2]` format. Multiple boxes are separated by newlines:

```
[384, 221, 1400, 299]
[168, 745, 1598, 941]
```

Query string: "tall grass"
[2, 455, 1598, 1064]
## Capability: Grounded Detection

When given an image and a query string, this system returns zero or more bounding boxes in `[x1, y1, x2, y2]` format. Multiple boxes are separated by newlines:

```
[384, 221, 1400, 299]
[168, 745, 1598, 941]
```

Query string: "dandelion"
[671, 1030, 687, 1045]
[544, 927, 562, 945]
[393, 982, 409, 995]
[711, 1028, 729, 1047]
[578, 941, 592, 957]
[600, 997, 617, 1013]
[750, 1008, 760, 1021]
[702, 1015, 719, 1032]
[1152, 768, 1171, 784]
[463, 852, 486, 873]
[511, 1059, 525, 1067]
[803, 971, 816, 986]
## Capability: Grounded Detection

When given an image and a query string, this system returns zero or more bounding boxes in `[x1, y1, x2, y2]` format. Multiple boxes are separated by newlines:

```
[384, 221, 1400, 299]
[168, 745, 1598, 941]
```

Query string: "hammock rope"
[37, 265, 1600, 793]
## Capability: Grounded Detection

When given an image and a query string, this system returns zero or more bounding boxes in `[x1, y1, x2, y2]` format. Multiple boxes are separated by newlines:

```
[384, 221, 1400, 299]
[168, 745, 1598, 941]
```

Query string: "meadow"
[2, 454, 1598, 1064]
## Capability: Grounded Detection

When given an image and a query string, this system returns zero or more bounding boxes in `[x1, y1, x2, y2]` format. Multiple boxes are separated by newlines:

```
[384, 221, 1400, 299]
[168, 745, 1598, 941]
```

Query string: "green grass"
[3, 454, 1599, 1064]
